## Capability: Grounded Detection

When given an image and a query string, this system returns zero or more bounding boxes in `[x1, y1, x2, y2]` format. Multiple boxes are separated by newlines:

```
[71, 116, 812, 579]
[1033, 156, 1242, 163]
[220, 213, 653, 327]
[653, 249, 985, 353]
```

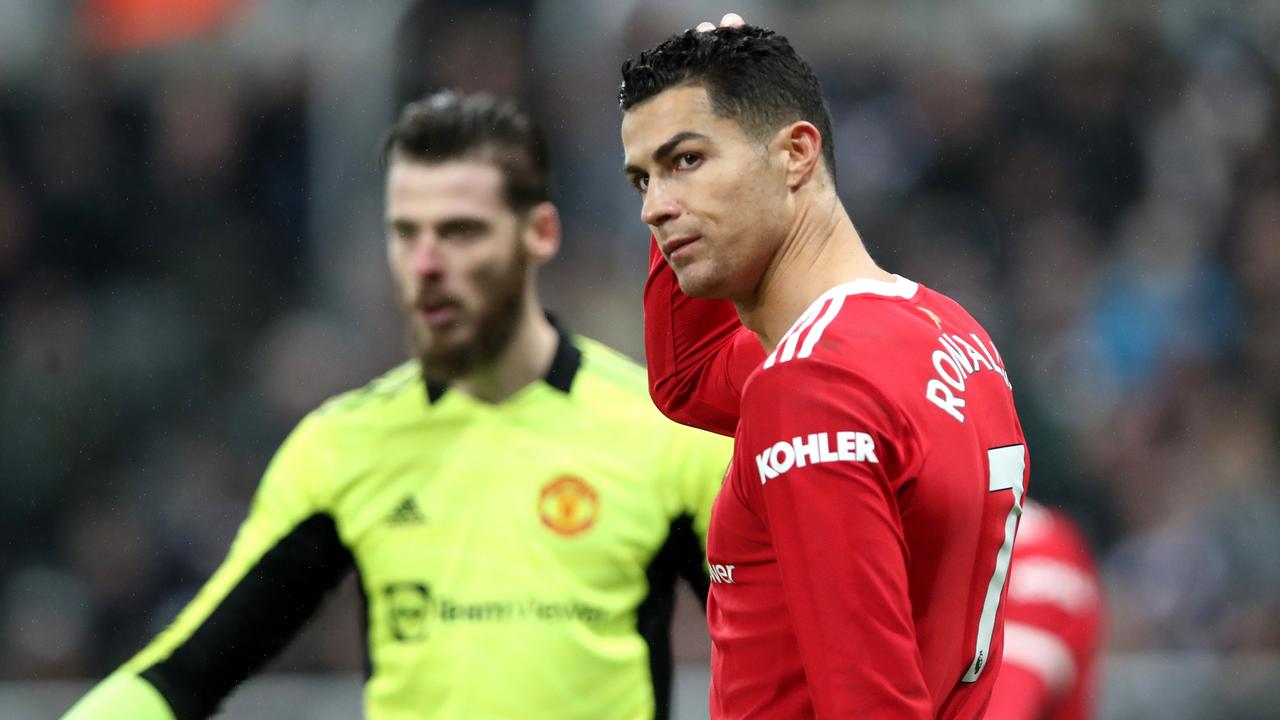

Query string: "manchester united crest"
[538, 475, 599, 536]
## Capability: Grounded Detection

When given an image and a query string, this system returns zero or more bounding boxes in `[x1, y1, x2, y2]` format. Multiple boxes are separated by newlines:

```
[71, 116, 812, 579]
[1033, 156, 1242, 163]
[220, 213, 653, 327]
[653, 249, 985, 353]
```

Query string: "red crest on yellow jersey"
[538, 476, 599, 536]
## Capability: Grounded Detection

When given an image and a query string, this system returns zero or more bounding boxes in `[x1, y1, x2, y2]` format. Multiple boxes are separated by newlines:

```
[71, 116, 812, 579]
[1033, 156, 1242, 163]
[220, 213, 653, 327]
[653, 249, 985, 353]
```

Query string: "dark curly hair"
[619, 25, 836, 184]
[381, 90, 551, 212]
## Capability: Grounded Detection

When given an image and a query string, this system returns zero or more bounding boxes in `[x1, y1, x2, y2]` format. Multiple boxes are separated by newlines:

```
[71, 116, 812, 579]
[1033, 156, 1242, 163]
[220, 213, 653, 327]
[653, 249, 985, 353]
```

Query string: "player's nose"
[641, 181, 681, 228]
[409, 234, 447, 281]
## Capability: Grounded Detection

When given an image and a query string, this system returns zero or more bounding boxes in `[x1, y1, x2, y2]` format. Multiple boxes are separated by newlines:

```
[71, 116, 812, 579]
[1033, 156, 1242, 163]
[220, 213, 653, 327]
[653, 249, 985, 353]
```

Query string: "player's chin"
[674, 264, 731, 299]
[419, 334, 483, 378]
[414, 320, 471, 353]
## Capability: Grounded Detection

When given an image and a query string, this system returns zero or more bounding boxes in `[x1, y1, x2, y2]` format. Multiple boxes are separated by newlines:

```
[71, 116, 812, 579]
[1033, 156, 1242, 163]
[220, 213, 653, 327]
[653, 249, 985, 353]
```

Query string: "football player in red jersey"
[620, 14, 1030, 719]
[987, 502, 1105, 720]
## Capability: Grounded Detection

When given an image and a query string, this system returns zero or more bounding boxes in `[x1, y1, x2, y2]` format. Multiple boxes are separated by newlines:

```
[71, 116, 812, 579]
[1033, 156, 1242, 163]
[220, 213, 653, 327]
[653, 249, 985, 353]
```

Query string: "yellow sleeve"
[665, 422, 734, 548]
[61, 673, 174, 720]
[123, 412, 337, 673]
[65, 412, 346, 718]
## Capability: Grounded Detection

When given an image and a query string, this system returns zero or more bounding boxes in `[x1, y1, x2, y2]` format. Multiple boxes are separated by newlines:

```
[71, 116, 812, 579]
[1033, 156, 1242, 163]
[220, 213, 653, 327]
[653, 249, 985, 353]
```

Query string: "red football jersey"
[645, 239, 1030, 718]
[986, 502, 1105, 720]
[644, 237, 760, 437]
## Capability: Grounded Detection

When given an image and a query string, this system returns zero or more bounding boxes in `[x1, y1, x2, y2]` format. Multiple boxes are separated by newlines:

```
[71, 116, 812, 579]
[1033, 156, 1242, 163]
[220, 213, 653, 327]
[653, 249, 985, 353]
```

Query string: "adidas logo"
[386, 496, 426, 525]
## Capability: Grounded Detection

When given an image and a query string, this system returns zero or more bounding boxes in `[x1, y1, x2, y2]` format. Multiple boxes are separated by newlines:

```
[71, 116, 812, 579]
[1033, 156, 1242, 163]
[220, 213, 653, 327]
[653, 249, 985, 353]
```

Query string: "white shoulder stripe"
[829, 275, 919, 300]
[763, 275, 918, 368]
[798, 293, 846, 360]
[764, 299, 824, 368]
[1001, 621, 1077, 694]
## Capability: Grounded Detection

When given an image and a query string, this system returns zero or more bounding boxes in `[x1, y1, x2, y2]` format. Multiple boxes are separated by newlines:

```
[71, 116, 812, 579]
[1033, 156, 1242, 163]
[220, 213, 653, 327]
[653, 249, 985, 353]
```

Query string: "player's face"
[622, 84, 790, 300]
[385, 159, 530, 380]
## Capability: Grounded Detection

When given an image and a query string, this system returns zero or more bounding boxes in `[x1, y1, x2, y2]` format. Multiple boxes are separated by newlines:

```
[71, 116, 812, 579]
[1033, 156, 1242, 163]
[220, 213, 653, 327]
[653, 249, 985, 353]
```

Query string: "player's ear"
[777, 121, 823, 190]
[523, 201, 561, 263]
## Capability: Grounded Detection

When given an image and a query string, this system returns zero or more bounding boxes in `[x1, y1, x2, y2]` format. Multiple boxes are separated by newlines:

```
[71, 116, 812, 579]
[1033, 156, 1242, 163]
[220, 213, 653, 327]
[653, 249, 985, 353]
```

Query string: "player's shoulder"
[757, 275, 941, 371]
[573, 335, 651, 402]
[263, 363, 422, 496]
[574, 335, 724, 444]
[748, 277, 1011, 404]
[740, 330, 901, 436]
[305, 360, 423, 428]
[747, 276, 934, 388]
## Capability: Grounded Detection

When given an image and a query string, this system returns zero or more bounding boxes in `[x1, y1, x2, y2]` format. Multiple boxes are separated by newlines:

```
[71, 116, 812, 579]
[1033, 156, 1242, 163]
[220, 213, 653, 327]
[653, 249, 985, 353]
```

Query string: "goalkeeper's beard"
[410, 240, 530, 385]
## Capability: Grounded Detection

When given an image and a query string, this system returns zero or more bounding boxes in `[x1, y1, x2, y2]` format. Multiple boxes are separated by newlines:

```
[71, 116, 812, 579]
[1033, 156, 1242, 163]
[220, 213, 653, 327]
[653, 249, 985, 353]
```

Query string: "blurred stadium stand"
[2, 1, 1279, 717]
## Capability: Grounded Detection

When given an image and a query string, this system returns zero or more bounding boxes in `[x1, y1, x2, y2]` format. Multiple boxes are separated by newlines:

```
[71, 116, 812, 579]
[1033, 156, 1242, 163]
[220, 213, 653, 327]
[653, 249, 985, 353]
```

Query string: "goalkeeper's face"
[384, 158, 541, 381]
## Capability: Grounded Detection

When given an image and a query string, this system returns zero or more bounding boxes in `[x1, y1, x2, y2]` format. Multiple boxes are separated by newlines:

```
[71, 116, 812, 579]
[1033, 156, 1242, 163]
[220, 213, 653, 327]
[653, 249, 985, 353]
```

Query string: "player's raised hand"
[695, 13, 746, 32]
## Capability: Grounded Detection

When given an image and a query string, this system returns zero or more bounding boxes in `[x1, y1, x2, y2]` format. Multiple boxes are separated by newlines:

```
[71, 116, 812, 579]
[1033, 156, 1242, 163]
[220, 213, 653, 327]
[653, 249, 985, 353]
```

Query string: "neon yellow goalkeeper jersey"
[65, 327, 731, 720]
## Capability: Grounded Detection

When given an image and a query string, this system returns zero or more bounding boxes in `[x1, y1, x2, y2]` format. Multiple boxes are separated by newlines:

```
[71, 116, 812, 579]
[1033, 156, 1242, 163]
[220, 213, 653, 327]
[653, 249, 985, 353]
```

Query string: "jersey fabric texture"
[644, 238, 759, 438]
[986, 502, 1104, 720]
[64, 325, 732, 720]
[644, 238, 1030, 719]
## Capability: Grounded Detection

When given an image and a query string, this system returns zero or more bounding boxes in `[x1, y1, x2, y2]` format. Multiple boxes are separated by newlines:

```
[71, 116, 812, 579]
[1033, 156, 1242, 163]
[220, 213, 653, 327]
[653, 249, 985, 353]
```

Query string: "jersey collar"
[775, 275, 921, 349]
[826, 274, 919, 300]
[425, 314, 582, 404]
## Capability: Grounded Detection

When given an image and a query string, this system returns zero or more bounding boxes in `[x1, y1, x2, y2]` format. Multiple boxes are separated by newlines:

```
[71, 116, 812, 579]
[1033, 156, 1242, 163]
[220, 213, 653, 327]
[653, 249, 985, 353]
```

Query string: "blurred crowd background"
[2, 0, 1279, 718]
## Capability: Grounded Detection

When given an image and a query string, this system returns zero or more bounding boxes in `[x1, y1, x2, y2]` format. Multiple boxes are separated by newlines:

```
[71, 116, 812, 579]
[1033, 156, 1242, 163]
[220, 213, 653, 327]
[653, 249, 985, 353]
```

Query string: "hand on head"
[695, 13, 745, 32]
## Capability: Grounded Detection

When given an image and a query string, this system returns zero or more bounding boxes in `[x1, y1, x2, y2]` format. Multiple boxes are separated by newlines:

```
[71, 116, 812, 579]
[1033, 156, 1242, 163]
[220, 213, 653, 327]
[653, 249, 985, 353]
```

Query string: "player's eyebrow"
[624, 131, 710, 176]
[386, 216, 416, 235]
[436, 217, 489, 235]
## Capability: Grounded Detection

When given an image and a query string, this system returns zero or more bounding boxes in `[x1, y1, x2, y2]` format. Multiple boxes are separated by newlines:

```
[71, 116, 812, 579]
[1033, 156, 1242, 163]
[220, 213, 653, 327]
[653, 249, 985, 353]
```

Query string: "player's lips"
[415, 301, 462, 328]
[662, 235, 701, 261]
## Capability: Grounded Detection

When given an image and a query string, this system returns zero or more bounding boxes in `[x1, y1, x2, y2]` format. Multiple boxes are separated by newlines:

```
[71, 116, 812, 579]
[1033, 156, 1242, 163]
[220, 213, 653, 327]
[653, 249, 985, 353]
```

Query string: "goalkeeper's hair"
[381, 90, 551, 212]
[619, 25, 836, 185]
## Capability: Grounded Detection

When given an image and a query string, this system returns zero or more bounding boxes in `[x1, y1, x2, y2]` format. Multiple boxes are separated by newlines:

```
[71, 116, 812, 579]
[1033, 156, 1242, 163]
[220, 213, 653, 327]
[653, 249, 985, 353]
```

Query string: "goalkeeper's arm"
[63, 673, 175, 720]
[61, 511, 353, 719]
[62, 414, 353, 719]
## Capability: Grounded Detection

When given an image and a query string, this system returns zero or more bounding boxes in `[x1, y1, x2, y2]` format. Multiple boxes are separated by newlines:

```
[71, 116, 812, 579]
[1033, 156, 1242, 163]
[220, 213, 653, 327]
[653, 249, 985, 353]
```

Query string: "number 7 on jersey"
[962, 443, 1026, 682]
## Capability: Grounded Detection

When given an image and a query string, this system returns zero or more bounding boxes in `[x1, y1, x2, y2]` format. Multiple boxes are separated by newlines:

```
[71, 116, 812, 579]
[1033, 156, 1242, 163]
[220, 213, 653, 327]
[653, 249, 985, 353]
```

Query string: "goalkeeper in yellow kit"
[63, 90, 730, 720]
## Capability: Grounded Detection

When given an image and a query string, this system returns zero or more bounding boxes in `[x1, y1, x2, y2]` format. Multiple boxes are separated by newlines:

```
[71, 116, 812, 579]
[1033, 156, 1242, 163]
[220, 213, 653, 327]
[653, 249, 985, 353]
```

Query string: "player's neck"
[454, 294, 558, 404]
[736, 196, 891, 352]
